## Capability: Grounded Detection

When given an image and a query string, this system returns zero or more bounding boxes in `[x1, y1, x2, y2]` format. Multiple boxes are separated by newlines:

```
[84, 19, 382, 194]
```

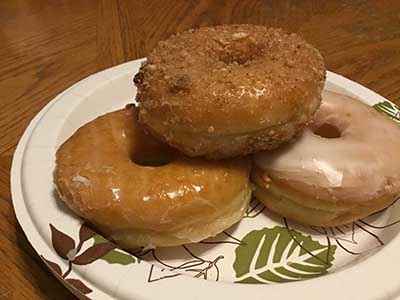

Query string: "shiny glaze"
[54, 107, 251, 247]
[255, 91, 400, 204]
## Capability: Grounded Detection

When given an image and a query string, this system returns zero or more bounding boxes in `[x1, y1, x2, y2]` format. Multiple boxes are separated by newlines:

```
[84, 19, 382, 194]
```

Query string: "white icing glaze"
[255, 91, 400, 202]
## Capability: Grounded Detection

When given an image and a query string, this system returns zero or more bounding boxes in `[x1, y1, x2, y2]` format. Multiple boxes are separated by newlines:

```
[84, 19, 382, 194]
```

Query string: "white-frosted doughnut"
[252, 90, 400, 226]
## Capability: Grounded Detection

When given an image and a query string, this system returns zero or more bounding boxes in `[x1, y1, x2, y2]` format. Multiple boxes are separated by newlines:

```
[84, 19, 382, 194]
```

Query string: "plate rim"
[11, 59, 400, 300]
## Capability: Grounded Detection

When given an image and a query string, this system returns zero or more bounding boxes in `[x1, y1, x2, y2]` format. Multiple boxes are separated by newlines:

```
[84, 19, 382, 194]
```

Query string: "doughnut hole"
[313, 123, 341, 139]
[132, 149, 173, 166]
[130, 122, 174, 167]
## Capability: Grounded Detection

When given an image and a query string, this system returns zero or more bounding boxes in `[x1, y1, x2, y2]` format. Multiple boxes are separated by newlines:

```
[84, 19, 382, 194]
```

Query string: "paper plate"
[11, 59, 400, 300]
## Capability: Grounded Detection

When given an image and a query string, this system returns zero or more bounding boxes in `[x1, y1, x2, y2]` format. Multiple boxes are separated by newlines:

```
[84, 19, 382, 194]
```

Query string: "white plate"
[11, 59, 400, 300]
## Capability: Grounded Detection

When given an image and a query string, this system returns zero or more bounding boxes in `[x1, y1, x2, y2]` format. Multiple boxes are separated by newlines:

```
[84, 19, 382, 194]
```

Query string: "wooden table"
[1, 1, 399, 299]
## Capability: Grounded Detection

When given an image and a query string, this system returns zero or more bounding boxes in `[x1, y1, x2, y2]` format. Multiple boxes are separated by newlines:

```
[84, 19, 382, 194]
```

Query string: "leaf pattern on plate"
[50, 224, 75, 260]
[73, 243, 116, 265]
[79, 224, 97, 244]
[142, 247, 224, 282]
[65, 278, 93, 294]
[100, 249, 137, 265]
[44, 223, 121, 297]
[233, 226, 336, 283]
[373, 100, 400, 123]
[244, 197, 265, 219]
[93, 234, 138, 265]
[41, 256, 62, 276]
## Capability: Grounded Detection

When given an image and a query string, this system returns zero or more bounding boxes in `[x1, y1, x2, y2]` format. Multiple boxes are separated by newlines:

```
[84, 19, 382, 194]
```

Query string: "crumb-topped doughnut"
[135, 24, 326, 159]
[54, 106, 252, 248]
[253, 91, 400, 226]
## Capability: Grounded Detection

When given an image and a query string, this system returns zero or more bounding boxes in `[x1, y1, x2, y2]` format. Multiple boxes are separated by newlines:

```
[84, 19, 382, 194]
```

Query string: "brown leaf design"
[73, 243, 116, 265]
[41, 255, 62, 276]
[79, 223, 97, 244]
[50, 224, 76, 260]
[65, 278, 92, 294]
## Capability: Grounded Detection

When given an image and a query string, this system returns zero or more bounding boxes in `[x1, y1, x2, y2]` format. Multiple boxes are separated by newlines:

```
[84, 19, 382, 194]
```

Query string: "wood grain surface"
[1, 0, 399, 299]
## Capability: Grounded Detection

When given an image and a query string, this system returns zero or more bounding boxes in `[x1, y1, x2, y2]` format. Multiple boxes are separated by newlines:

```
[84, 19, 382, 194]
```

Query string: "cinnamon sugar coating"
[135, 24, 326, 158]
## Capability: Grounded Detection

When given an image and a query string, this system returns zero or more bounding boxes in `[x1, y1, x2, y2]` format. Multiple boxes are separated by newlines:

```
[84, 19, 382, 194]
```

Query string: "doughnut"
[54, 106, 252, 248]
[253, 91, 400, 226]
[135, 24, 326, 159]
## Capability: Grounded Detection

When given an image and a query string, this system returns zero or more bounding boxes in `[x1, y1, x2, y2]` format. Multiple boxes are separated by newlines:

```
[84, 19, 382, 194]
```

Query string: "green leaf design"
[100, 249, 136, 265]
[92, 235, 137, 265]
[373, 101, 400, 123]
[233, 226, 336, 284]
[93, 234, 108, 244]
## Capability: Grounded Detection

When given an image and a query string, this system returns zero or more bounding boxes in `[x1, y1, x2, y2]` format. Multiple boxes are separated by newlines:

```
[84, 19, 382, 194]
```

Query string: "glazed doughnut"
[54, 106, 252, 248]
[135, 24, 326, 159]
[253, 91, 400, 226]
